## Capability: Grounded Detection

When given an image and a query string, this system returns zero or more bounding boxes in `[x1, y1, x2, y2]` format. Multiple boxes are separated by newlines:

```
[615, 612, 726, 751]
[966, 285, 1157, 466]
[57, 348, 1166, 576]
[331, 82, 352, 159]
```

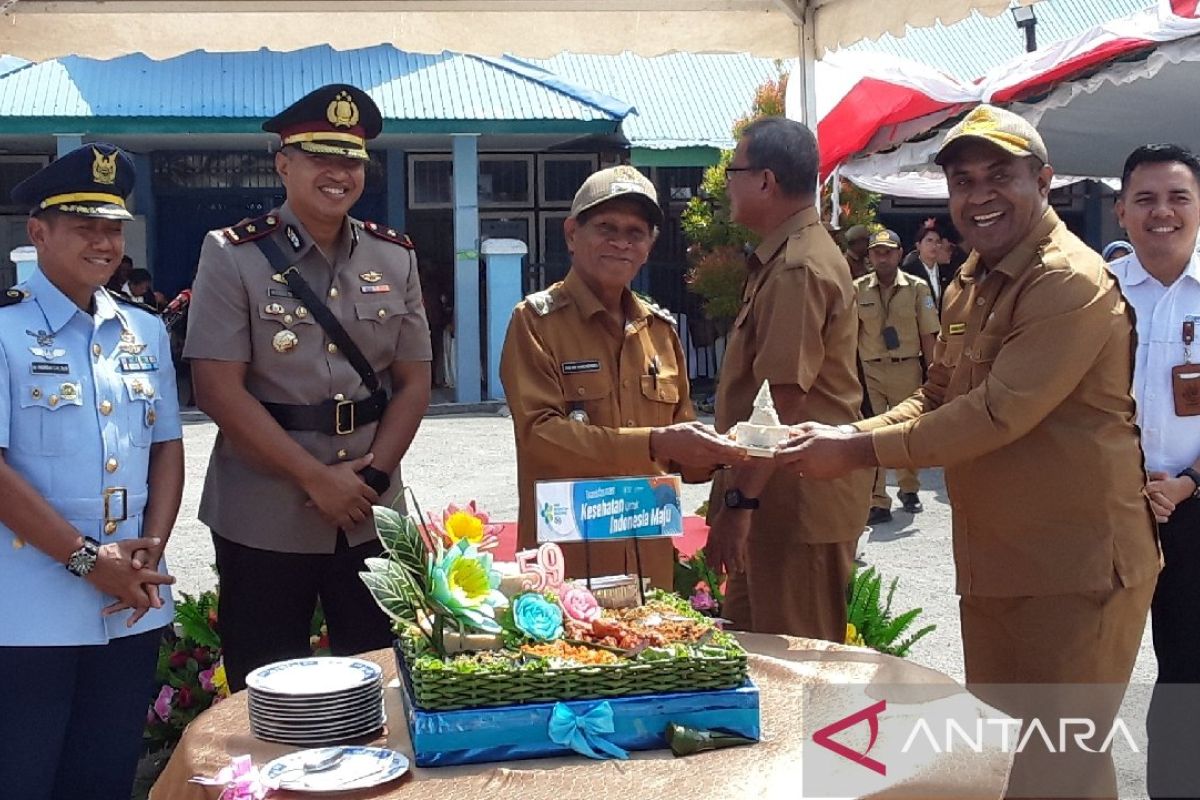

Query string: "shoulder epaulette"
[362, 221, 415, 249]
[222, 213, 281, 246]
[525, 287, 563, 317]
[106, 289, 161, 316]
[645, 302, 677, 326]
[0, 287, 29, 308]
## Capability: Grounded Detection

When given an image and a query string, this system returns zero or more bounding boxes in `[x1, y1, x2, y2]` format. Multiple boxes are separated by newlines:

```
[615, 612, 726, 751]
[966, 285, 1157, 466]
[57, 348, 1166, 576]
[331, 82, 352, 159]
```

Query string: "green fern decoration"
[846, 566, 935, 658]
[373, 505, 429, 591]
[173, 591, 220, 650]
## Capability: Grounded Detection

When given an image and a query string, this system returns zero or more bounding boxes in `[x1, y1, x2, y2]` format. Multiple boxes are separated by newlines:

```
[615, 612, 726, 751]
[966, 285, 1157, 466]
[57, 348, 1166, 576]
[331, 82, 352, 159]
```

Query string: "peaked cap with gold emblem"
[11, 142, 135, 220]
[263, 83, 383, 161]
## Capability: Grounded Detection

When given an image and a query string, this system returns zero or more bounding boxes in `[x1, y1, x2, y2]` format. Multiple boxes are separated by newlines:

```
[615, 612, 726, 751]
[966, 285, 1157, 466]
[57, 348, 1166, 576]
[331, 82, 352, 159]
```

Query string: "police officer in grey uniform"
[186, 84, 432, 690]
[0, 143, 183, 800]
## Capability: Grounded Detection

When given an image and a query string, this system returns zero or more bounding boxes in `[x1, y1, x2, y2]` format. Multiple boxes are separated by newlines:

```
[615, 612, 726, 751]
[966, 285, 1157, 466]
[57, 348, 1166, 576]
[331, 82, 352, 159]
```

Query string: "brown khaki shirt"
[858, 209, 1160, 596]
[185, 201, 432, 553]
[854, 270, 941, 361]
[713, 206, 870, 544]
[500, 271, 694, 586]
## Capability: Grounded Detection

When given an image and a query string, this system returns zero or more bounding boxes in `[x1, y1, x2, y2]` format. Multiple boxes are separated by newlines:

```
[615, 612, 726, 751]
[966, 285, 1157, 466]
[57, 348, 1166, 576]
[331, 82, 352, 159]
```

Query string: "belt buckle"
[335, 399, 355, 435]
[103, 487, 128, 523]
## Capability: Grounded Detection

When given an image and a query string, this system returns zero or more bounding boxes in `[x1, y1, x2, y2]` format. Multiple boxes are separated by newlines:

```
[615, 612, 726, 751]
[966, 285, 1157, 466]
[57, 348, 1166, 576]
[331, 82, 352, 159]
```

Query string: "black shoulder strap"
[253, 236, 381, 395]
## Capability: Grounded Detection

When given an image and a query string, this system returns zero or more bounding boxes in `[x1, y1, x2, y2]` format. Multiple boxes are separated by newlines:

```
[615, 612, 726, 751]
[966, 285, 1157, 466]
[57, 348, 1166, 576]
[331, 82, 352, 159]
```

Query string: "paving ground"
[168, 410, 1157, 798]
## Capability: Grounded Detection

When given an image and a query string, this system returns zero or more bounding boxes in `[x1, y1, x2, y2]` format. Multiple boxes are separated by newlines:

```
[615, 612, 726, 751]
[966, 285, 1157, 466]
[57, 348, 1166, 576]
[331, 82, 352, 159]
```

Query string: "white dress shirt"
[919, 258, 941, 304]
[1108, 250, 1200, 475]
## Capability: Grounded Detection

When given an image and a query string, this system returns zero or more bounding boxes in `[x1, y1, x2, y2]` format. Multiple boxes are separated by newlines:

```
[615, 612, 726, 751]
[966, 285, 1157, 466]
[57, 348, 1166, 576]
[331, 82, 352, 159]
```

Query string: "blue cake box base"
[396, 650, 761, 767]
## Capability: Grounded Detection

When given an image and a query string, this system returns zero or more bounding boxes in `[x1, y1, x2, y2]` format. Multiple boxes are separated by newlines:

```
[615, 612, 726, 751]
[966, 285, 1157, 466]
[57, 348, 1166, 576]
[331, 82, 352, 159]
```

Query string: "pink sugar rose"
[153, 685, 176, 722]
[559, 583, 601, 624]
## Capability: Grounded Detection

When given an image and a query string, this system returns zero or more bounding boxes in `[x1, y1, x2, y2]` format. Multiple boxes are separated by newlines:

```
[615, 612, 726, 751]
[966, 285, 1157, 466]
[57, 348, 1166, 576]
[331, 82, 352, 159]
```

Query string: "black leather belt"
[864, 356, 921, 363]
[261, 389, 388, 436]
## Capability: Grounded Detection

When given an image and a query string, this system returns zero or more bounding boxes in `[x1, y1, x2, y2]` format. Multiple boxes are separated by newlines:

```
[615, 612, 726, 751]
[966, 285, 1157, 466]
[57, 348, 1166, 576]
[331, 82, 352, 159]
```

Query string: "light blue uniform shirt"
[0, 268, 182, 645]
[1109, 250, 1200, 476]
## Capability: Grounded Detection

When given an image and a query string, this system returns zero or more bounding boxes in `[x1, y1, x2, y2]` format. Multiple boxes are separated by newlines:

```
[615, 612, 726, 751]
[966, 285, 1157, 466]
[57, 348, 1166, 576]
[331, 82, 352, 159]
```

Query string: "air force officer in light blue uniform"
[0, 143, 183, 800]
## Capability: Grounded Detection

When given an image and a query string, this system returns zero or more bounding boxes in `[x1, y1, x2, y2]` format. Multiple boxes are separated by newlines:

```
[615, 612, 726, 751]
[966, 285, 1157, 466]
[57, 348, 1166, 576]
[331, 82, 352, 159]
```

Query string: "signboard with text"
[535, 475, 684, 543]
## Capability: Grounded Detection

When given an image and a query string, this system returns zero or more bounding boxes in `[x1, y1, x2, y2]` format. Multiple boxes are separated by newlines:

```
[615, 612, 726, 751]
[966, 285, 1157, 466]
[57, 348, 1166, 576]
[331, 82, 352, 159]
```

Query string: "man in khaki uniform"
[777, 106, 1160, 798]
[501, 166, 745, 588]
[855, 229, 939, 523]
[705, 117, 871, 642]
[843, 223, 871, 279]
[185, 84, 432, 690]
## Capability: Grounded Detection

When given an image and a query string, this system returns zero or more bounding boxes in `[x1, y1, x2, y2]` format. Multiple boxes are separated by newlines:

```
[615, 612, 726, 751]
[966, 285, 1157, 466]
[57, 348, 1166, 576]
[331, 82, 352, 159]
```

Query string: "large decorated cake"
[361, 502, 759, 766]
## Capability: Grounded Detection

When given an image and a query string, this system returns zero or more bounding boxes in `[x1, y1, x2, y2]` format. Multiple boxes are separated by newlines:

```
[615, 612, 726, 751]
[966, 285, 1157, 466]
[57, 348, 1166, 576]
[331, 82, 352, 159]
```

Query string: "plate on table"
[263, 746, 407, 791]
[247, 658, 382, 696]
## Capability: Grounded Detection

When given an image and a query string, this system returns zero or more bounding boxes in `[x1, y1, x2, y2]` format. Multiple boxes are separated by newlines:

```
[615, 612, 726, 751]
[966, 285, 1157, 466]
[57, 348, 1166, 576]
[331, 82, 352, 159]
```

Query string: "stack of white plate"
[247, 657, 385, 746]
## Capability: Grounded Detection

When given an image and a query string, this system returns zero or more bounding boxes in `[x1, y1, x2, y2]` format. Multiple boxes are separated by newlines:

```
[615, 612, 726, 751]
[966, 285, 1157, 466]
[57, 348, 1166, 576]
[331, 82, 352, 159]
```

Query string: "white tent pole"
[775, 0, 819, 126]
[830, 165, 841, 227]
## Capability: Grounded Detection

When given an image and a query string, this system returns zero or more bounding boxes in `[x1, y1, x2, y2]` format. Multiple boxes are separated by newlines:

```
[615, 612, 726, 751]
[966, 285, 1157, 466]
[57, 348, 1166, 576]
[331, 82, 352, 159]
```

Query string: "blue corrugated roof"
[529, 52, 785, 150]
[0, 44, 629, 124]
[844, 0, 1154, 80]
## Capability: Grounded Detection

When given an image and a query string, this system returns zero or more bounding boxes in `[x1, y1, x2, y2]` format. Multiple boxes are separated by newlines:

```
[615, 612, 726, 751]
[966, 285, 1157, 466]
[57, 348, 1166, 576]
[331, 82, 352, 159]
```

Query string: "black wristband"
[359, 465, 392, 495]
[1178, 467, 1200, 498]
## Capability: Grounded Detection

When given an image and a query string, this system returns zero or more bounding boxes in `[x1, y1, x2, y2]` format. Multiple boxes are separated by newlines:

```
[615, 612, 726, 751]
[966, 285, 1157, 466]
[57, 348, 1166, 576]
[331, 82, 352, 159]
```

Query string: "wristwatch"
[1177, 467, 1200, 499]
[65, 536, 100, 577]
[359, 466, 392, 495]
[723, 488, 760, 511]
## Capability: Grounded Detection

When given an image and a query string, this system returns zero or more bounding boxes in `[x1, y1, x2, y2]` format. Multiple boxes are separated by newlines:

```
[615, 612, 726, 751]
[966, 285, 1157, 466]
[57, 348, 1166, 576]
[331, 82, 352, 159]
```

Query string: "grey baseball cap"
[936, 104, 1048, 166]
[570, 165, 664, 227]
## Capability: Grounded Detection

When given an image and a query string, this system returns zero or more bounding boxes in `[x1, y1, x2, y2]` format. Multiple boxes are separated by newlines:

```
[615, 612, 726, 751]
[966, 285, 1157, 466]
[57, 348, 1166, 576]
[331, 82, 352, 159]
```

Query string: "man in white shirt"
[1107, 143, 1200, 800]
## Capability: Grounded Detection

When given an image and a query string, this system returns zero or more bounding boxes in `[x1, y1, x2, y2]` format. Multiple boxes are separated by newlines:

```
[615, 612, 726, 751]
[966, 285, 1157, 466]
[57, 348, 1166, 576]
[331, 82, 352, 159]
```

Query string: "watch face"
[724, 489, 741, 508]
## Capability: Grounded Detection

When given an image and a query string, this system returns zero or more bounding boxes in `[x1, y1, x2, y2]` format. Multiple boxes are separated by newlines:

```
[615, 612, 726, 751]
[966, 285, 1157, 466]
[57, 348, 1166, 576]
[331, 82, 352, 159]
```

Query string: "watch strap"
[360, 465, 392, 495]
[1178, 467, 1200, 498]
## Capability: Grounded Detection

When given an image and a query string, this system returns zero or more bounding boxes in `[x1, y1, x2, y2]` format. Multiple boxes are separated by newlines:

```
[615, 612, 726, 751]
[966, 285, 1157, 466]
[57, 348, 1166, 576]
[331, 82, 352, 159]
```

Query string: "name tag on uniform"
[119, 355, 159, 372]
[31, 362, 70, 375]
[947, 323, 967, 335]
[267, 287, 298, 298]
[562, 360, 601, 375]
[360, 285, 391, 294]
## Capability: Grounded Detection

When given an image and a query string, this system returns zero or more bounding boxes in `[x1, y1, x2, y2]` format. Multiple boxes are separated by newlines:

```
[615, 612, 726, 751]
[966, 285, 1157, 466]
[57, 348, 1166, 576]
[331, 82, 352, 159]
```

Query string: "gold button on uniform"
[577, 387, 585, 396]
[337, 449, 348, 459]
[99, 400, 113, 416]
[31, 387, 42, 400]
[334, 393, 345, 401]
[48, 394, 59, 407]
[104, 521, 118, 536]
[296, 306, 309, 318]
[105, 458, 118, 473]
[327, 343, 338, 354]
[283, 314, 294, 324]
[91, 343, 102, 357]
[329, 287, 339, 298]
[377, 308, 387, 319]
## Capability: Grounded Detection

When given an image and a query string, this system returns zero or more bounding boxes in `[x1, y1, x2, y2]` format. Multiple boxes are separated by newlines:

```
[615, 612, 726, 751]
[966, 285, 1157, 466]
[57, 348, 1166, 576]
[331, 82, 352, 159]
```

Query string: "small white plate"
[253, 723, 385, 747]
[263, 746, 407, 792]
[246, 658, 382, 696]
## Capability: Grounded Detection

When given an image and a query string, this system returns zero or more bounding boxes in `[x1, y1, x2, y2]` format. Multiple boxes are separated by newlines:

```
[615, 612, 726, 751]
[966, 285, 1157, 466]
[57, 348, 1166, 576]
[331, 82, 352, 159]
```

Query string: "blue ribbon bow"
[548, 701, 629, 760]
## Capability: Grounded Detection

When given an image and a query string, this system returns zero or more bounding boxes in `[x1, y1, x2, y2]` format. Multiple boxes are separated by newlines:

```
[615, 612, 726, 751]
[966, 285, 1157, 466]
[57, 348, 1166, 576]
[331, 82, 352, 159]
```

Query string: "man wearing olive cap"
[0, 143, 183, 799]
[776, 105, 1160, 797]
[843, 223, 871, 279]
[500, 165, 746, 587]
[185, 84, 433, 690]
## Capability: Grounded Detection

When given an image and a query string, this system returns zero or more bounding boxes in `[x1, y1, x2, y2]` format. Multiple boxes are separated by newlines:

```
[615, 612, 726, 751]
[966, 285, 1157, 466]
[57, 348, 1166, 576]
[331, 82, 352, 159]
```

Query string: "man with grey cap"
[500, 165, 745, 587]
[775, 105, 1159, 798]
[843, 223, 871, 279]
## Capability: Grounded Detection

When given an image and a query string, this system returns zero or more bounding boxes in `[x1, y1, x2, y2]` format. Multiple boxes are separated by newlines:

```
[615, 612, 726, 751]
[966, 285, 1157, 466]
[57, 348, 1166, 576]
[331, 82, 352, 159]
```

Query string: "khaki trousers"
[960, 578, 1155, 800]
[724, 539, 857, 643]
[862, 357, 923, 508]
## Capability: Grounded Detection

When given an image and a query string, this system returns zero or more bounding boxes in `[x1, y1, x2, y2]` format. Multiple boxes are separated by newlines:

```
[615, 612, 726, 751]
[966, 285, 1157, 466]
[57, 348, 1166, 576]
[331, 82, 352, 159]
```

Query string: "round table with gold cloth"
[151, 633, 1013, 799]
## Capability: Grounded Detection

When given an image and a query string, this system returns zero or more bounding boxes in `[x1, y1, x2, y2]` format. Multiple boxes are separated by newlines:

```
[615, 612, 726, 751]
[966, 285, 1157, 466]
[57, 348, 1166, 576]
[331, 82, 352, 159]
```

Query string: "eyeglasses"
[725, 165, 760, 174]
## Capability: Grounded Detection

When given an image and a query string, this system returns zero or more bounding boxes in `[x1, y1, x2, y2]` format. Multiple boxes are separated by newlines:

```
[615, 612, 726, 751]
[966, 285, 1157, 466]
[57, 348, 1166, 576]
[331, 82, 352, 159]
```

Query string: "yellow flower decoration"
[845, 623, 866, 647]
[444, 510, 485, 545]
[212, 661, 230, 698]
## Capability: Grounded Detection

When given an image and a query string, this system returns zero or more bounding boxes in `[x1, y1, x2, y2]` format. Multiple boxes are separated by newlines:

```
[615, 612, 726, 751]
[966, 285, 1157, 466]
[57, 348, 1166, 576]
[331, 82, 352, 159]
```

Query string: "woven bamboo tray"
[394, 639, 748, 711]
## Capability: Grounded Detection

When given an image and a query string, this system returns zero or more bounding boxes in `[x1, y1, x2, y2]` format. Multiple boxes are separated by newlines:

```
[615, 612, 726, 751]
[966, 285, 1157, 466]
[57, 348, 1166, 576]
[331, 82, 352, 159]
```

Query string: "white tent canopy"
[0, 0, 1013, 60]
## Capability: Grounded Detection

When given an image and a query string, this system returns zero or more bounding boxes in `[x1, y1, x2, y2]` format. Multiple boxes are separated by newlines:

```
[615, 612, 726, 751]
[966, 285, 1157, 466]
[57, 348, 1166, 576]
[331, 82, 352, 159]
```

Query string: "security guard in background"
[500, 166, 746, 588]
[843, 223, 871, 279]
[854, 229, 939, 523]
[0, 143, 183, 800]
[185, 84, 432, 691]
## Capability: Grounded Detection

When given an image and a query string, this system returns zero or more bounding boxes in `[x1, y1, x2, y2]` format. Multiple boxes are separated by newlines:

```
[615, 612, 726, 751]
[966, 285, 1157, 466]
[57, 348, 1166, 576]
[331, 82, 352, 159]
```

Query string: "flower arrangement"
[673, 548, 725, 617]
[361, 503, 509, 656]
[428, 500, 503, 550]
[143, 590, 229, 753]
